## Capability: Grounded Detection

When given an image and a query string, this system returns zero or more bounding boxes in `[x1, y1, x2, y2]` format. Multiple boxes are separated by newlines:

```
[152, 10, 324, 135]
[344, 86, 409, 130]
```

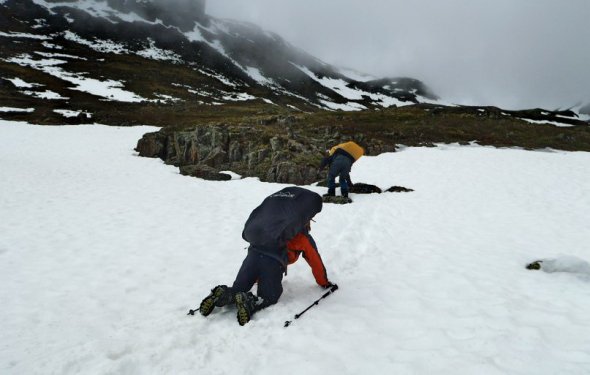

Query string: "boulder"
[350, 183, 382, 194]
[179, 165, 231, 181]
[386, 186, 414, 193]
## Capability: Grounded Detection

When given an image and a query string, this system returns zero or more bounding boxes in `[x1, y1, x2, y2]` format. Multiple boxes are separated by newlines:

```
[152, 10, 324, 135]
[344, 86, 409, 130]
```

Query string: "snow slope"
[1, 121, 590, 374]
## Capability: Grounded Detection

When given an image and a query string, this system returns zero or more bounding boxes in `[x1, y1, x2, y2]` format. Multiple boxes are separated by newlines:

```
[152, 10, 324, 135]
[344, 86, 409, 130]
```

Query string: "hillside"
[0, 0, 439, 126]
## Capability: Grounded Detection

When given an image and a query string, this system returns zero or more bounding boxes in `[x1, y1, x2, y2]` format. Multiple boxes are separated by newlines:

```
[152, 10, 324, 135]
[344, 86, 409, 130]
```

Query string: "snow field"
[1, 121, 589, 374]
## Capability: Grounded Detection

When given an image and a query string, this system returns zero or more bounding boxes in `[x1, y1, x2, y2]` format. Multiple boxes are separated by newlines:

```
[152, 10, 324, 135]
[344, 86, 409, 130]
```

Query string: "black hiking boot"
[199, 285, 233, 316]
[323, 188, 335, 198]
[235, 292, 259, 326]
[526, 260, 543, 270]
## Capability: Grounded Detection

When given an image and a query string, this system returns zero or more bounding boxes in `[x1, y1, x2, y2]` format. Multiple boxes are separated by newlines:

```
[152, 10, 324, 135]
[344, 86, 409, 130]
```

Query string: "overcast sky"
[207, 0, 589, 110]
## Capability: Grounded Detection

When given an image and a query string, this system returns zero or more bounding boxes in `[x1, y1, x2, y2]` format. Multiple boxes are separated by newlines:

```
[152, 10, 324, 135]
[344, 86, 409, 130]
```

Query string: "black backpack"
[242, 187, 322, 249]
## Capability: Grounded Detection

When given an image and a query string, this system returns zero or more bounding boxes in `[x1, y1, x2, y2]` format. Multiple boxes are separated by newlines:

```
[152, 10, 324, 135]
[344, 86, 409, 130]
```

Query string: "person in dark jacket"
[198, 187, 333, 326]
[320, 141, 364, 198]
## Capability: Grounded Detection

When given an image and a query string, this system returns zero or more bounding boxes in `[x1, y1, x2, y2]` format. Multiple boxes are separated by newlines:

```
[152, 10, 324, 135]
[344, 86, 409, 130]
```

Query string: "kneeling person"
[199, 186, 332, 326]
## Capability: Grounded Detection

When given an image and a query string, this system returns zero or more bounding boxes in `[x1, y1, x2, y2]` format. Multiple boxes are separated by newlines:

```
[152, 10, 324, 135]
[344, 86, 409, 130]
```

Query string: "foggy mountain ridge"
[106, 0, 208, 31]
[0, 0, 588, 127]
[0, 0, 440, 115]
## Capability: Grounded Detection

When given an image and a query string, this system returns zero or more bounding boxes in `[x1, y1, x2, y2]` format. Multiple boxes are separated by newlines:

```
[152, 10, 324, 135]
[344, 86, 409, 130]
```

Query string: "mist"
[207, 0, 590, 110]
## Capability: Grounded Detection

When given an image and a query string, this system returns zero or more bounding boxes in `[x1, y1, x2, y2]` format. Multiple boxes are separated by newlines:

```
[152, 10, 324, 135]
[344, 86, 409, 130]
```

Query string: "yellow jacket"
[329, 141, 364, 161]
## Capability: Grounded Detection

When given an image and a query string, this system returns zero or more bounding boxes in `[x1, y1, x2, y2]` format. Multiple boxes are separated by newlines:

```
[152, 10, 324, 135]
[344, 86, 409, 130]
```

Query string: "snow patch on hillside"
[0, 107, 34, 113]
[319, 99, 367, 112]
[196, 68, 238, 88]
[519, 118, 575, 128]
[338, 67, 376, 82]
[296, 65, 361, 100]
[21, 89, 68, 100]
[6, 54, 146, 102]
[3, 77, 41, 88]
[136, 39, 182, 63]
[0, 31, 50, 40]
[30, 0, 155, 25]
[53, 109, 91, 118]
[41, 41, 63, 50]
[296, 64, 408, 108]
[34, 51, 87, 60]
[244, 66, 274, 86]
[185, 23, 206, 43]
[64, 31, 128, 54]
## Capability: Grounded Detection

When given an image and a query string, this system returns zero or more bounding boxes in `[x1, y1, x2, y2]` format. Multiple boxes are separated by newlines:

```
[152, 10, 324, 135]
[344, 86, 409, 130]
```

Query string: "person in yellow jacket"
[319, 141, 364, 198]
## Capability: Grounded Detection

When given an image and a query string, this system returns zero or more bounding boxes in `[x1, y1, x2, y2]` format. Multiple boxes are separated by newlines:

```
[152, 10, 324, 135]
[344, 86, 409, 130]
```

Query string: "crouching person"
[199, 186, 332, 326]
[320, 141, 364, 198]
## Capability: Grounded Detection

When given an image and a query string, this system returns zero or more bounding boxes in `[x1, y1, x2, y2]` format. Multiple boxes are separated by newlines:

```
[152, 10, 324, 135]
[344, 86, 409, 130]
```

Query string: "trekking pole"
[284, 283, 338, 327]
[187, 308, 199, 316]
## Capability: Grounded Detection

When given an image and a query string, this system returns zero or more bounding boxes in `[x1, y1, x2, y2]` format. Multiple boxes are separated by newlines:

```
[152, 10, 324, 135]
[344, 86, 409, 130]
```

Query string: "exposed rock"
[267, 162, 320, 185]
[350, 183, 382, 194]
[179, 165, 231, 181]
[201, 147, 227, 168]
[135, 131, 167, 159]
[386, 186, 414, 193]
[350, 77, 439, 102]
[135, 123, 387, 184]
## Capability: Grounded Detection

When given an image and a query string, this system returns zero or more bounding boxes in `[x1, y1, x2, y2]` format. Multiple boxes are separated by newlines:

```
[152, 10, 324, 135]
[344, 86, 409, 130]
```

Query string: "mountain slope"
[0, 0, 440, 125]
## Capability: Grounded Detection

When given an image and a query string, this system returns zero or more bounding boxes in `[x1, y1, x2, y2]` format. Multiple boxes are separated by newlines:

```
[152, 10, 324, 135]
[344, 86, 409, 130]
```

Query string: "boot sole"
[199, 286, 226, 317]
[235, 293, 251, 326]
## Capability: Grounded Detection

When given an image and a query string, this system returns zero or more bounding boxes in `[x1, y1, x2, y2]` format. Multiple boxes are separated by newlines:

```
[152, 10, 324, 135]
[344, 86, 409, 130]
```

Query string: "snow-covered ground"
[1, 120, 589, 375]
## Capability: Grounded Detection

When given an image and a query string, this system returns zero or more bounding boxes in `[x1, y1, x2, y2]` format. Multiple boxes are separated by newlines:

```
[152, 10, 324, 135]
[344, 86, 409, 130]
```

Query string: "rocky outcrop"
[135, 122, 395, 184]
[135, 124, 304, 184]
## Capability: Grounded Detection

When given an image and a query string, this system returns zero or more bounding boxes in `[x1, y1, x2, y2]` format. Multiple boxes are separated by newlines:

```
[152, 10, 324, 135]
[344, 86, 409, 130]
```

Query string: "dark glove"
[323, 281, 334, 289]
[319, 155, 332, 170]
